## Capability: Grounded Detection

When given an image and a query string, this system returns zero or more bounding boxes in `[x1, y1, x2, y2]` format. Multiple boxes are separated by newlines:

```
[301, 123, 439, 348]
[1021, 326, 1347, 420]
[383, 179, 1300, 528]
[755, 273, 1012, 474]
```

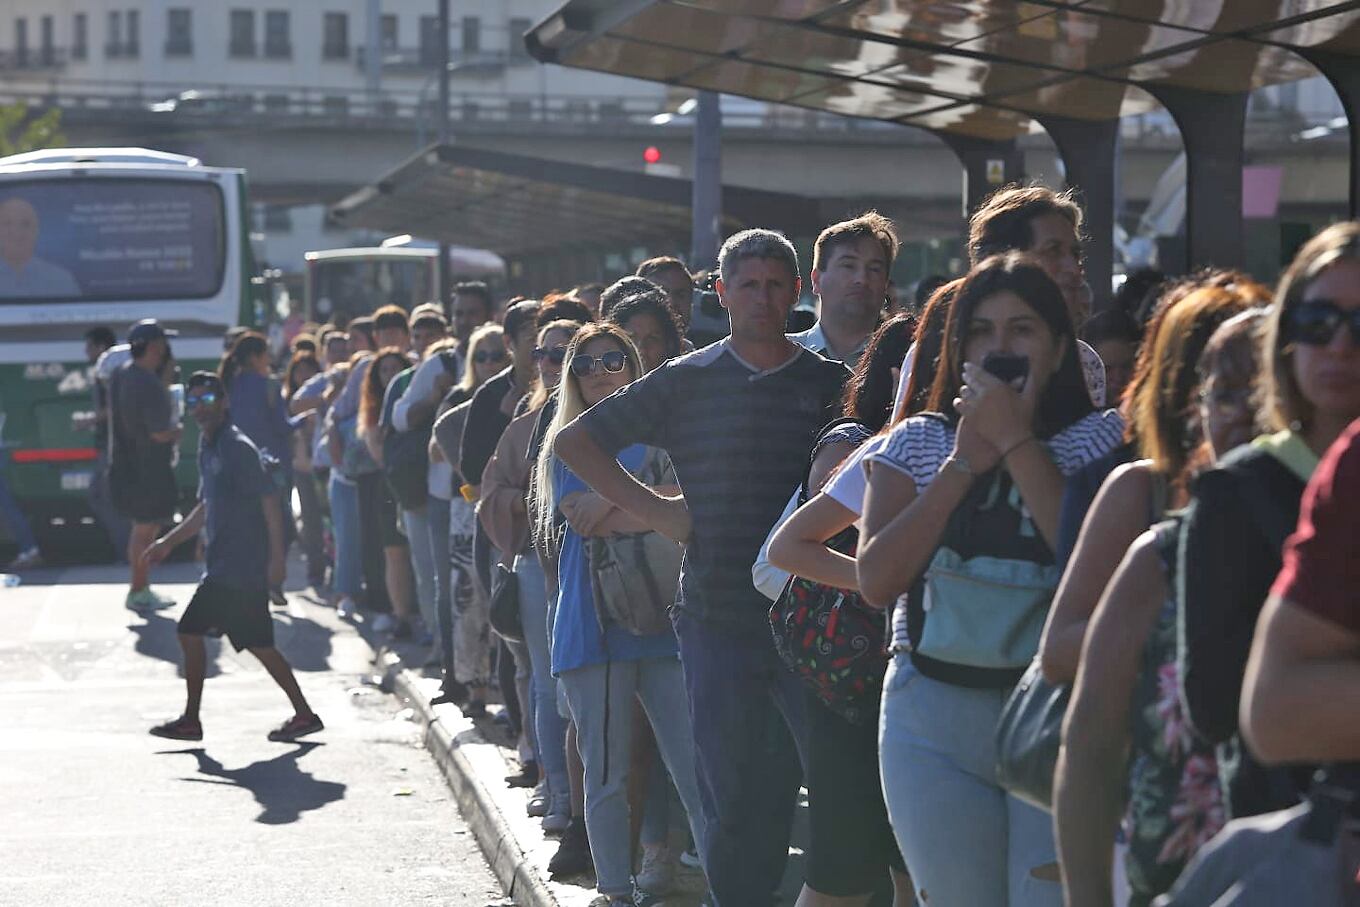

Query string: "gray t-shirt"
[110, 360, 173, 468]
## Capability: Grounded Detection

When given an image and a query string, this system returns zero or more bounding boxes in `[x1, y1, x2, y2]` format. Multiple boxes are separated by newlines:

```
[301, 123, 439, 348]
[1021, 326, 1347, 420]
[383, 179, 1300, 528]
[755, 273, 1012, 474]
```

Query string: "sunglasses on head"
[532, 345, 568, 365]
[186, 391, 219, 407]
[570, 350, 629, 378]
[1288, 300, 1360, 347]
[472, 349, 507, 364]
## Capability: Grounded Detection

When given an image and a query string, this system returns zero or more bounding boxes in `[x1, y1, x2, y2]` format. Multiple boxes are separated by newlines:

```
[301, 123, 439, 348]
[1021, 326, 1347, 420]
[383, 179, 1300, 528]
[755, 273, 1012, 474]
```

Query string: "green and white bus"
[0, 147, 257, 547]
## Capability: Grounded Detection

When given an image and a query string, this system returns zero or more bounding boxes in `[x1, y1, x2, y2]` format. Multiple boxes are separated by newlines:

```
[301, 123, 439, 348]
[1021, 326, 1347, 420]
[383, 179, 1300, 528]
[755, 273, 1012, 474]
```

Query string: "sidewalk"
[373, 642, 713, 907]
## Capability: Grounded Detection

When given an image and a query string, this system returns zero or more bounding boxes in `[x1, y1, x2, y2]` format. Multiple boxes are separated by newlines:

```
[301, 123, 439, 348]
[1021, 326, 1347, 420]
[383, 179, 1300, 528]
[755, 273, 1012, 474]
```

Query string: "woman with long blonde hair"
[531, 323, 706, 907]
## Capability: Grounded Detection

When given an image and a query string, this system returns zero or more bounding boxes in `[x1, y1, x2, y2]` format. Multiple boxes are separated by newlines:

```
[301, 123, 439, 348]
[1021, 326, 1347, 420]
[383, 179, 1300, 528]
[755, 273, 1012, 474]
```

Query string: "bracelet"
[999, 434, 1036, 461]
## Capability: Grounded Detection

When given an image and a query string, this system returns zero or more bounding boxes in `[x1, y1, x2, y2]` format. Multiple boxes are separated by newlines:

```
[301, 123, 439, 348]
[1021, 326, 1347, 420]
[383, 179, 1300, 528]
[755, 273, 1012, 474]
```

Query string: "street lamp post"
[436, 0, 451, 307]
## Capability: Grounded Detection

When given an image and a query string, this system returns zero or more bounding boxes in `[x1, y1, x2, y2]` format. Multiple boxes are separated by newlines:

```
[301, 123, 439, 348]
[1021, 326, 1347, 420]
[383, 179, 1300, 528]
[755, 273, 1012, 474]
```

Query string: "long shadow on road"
[158, 743, 346, 825]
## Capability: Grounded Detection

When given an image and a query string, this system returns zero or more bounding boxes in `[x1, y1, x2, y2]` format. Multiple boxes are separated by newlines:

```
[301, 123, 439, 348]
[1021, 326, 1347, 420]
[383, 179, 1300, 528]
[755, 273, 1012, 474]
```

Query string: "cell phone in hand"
[982, 352, 1029, 385]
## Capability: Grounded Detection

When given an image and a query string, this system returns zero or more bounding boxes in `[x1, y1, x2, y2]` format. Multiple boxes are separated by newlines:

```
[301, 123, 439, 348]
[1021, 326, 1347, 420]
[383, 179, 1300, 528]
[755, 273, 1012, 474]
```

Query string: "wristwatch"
[944, 455, 974, 477]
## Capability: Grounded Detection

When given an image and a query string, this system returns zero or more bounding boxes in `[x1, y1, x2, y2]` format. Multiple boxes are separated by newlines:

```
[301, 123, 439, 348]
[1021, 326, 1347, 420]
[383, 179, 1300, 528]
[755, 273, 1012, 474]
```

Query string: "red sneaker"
[150, 716, 203, 741]
[267, 713, 324, 742]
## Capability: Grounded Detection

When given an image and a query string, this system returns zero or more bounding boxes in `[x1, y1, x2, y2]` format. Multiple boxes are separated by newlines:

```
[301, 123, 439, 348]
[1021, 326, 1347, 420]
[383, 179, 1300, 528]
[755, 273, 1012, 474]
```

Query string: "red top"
[1271, 418, 1360, 633]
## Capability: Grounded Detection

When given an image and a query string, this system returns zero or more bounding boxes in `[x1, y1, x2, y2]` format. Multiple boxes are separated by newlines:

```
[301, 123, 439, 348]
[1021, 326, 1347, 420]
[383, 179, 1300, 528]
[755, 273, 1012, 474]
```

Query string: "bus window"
[0, 179, 226, 302]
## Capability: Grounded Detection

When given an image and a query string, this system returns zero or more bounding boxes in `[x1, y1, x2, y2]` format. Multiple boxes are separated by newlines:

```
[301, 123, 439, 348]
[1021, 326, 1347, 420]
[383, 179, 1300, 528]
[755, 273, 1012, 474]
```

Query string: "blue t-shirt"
[550, 444, 680, 676]
[198, 419, 276, 590]
[227, 371, 294, 470]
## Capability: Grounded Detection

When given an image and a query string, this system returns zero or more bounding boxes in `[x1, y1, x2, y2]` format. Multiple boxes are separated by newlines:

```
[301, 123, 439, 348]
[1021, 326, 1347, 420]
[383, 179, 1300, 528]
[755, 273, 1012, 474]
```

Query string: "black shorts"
[805, 689, 907, 895]
[110, 458, 178, 524]
[177, 578, 274, 651]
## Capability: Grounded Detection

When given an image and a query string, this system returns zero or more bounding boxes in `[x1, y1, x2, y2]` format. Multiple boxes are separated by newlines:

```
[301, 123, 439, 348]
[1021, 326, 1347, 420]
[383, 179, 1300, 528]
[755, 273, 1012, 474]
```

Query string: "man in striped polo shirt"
[556, 229, 848, 907]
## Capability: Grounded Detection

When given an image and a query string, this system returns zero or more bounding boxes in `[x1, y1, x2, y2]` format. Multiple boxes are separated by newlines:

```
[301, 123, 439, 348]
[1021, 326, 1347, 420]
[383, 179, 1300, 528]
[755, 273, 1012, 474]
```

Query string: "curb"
[386, 659, 559, 907]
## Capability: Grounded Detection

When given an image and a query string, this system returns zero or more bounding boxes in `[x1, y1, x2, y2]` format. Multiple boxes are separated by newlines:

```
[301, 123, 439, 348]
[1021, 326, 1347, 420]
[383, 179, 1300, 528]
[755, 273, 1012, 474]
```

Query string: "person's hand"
[648, 494, 692, 545]
[955, 362, 1035, 452]
[141, 539, 171, 569]
[560, 491, 615, 537]
[268, 551, 286, 590]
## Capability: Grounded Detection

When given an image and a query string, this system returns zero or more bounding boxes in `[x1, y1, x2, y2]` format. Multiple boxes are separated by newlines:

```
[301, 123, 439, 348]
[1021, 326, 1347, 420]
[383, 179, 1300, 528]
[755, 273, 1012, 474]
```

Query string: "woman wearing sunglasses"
[1176, 221, 1360, 822]
[531, 323, 706, 907]
[478, 318, 584, 835]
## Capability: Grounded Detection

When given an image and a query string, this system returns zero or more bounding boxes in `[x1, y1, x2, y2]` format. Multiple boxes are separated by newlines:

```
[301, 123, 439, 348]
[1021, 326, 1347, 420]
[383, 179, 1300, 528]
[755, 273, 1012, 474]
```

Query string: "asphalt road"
[0, 558, 507, 907]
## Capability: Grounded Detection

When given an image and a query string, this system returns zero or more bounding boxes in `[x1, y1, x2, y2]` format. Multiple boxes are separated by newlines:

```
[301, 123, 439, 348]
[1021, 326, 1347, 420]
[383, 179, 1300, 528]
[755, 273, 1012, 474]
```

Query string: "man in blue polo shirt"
[142, 372, 322, 743]
[555, 228, 848, 907]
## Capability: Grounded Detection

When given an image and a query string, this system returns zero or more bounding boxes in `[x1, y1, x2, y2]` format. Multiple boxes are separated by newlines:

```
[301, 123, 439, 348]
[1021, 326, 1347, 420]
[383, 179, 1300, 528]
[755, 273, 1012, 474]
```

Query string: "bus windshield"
[0, 178, 225, 302]
[308, 255, 432, 323]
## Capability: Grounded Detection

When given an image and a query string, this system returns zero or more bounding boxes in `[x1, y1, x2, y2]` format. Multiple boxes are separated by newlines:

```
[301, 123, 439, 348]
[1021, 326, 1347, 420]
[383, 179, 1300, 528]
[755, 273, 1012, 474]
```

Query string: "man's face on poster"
[0, 199, 39, 270]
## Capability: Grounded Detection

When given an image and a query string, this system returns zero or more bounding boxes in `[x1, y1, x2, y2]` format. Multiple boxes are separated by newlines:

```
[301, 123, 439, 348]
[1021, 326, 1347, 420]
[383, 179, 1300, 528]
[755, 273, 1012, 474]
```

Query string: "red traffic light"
[643, 146, 662, 164]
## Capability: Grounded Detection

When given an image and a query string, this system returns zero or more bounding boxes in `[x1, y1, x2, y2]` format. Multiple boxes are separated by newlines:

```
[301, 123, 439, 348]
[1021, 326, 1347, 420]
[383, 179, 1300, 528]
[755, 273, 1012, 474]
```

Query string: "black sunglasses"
[532, 345, 568, 366]
[186, 391, 219, 407]
[472, 349, 507, 364]
[1289, 300, 1360, 347]
[570, 350, 628, 377]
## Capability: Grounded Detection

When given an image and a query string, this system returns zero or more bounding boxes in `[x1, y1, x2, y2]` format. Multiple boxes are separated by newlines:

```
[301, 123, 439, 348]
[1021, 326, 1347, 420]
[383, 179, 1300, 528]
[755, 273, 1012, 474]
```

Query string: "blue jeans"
[426, 495, 451, 647]
[328, 474, 361, 598]
[879, 654, 1061, 907]
[515, 553, 569, 804]
[673, 610, 807, 907]
[0, 452, 37, 552]
[401, 504, 437, 630]
[561, 656, 706, 898]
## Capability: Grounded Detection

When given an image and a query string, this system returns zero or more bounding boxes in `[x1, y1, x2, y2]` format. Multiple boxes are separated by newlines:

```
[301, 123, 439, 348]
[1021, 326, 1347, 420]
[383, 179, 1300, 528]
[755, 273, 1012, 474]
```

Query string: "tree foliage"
[0, 103, 66, 157]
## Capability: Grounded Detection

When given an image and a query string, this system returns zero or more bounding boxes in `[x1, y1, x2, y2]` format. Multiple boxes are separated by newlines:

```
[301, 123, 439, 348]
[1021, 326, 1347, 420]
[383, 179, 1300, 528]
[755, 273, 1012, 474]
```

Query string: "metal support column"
[691, 90, 722, 272]
[1297, 48, 1360, 218]
[936, 133, 1025, 223]
[1146, 85, 1249, 269]
[1038, 114, 1119, 310]
[436, 0, 451, 307]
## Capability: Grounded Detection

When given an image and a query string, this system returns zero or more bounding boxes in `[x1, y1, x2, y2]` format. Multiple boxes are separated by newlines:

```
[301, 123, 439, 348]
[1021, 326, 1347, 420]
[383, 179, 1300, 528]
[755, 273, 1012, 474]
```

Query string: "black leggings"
[355, 472, 391, 613]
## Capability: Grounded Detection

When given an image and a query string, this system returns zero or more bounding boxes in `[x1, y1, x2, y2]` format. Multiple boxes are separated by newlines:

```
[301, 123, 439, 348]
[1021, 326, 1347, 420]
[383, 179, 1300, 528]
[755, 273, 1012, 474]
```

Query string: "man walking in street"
[109, 319, 181, 610]
[144, 372, 322, 743]
[789, 211, 898, 368]
[554, 229, 848, 907]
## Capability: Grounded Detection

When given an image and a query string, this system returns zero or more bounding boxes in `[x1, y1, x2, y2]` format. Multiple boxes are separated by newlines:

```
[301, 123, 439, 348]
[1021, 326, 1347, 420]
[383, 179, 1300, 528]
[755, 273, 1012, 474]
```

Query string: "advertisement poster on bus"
[0, 179, 224, 302]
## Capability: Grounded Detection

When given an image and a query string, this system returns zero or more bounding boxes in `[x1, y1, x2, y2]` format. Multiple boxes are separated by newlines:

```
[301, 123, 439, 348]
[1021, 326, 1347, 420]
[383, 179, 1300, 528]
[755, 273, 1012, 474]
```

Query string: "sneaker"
[391, 618, 413, 640]
[371, 613, 395, 634]
[505, 759, 539, 788]
[149, 715, 202, 741]
[5, 546, 42, 571]
[603, 881, 662, 907]
[336, 596, 357, 619]
[267, 712, 324, 742]
[126, 588, 174, 611]
[542, 796, 572, 835]
[527, 780, 550, 818]
[635, 842, 675, 895]
[547, 817, 593, 877]
[269, 588, 288, 608]
[679, 845, 702, 870]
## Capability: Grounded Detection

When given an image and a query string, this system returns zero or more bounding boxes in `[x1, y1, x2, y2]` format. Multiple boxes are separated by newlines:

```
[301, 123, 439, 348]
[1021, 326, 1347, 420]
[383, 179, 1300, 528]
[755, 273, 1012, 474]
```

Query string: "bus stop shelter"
[329, 143, 826, 291]
[526, 0, 1360, 297]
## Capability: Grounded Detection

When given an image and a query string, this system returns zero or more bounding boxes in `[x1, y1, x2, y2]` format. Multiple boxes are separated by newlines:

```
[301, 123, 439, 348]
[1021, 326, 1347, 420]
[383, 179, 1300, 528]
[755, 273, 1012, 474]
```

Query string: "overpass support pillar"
[1297, 48, 1360, 218]
[1146, 85, 1248, 270]
[936, 133, 1026, 221]
[1037, 115, 1118, 310]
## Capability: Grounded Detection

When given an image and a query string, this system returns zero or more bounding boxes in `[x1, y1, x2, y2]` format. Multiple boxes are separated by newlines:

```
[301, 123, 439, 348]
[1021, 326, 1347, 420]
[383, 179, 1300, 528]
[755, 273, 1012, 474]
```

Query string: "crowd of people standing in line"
[18, 182, 1360, 907]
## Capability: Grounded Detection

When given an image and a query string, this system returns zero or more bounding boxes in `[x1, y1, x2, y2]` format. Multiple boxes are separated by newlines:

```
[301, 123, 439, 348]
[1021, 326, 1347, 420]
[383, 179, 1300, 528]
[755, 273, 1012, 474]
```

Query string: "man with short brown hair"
[791, 211, 899, 367]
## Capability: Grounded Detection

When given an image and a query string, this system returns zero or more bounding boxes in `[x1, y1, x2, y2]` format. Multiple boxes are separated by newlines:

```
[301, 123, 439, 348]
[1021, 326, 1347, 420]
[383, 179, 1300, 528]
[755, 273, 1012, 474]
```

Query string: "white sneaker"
[678, 845, 702, 869]
[6, 546, 42, 571]
[635, 842, 675, 895]
[371, 613, 395, 633]
[336, 596, 357, 619]
[527, 779, 550, 818]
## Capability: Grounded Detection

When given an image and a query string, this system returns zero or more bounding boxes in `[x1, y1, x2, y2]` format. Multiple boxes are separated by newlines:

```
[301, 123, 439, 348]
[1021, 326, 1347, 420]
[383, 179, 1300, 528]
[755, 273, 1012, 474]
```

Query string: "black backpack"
[382, 352, 459, 509]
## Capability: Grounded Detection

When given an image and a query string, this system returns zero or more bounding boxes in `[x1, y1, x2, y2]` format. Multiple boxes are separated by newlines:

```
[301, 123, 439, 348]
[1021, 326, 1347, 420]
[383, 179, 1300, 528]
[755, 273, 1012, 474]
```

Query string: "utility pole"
[436, 0, 451, 308]
[690, 90, 722, 274]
